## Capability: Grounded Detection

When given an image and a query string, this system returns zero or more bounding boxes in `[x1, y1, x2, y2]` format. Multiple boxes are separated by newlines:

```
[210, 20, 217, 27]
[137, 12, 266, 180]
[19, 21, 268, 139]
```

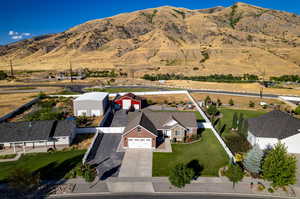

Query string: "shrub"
[249, 101, 255, 108]
[294, 105, 300, 115]
[217, 99, 222, 107]
[257, 182, 265, 191]
[207, 104, 218, 116]
[0, 70, 8, 80]
[168, 163, 195, 188]
[268, 187, 274, 193]
[193, 67, 199, 71]
[229, 99, 234, 106]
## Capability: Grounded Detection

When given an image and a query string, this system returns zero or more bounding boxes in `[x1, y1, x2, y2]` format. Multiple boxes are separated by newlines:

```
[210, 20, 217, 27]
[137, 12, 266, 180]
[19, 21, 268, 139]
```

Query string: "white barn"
[73, 92, 109, 117]
[247, 110, 300, 153]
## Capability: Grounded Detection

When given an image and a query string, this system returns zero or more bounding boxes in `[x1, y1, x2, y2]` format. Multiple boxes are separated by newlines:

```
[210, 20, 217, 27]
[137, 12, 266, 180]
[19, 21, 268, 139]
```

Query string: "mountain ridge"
[1, 2, 300, 77]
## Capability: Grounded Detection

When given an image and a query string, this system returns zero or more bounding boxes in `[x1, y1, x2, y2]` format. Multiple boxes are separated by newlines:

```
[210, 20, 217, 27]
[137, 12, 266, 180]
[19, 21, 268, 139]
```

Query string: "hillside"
[1, 2, 300, 77]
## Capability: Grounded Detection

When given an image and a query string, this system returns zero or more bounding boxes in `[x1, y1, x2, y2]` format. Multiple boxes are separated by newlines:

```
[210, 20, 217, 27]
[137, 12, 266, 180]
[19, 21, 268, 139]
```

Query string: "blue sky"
[1, 0, 299, 45]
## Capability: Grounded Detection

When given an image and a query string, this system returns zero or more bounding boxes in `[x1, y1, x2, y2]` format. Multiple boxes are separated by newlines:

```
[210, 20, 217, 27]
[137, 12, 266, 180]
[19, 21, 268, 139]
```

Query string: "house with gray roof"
[0, 120, 76, 153]
[247, 110, 300, 153]
[122, 110, 198, 149]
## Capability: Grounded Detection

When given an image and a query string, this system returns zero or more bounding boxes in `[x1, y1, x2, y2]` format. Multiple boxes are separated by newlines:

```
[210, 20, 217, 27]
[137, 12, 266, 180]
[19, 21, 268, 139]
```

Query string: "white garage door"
[133, 104, 140, 110]
[123, 100, 131, 109]
[128, 138, 152, 149]
[91, 109, 100, 116]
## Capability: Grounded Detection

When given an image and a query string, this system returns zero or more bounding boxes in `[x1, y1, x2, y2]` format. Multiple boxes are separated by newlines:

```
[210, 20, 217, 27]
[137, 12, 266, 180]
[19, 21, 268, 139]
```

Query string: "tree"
[237, 113, 244, 134]
[169, 163, 195, 188]
[8, 168, 40, 193]
[231, 112, 238, 130]
[262, 143, 297, 187]
[241, 120, 248, 138]
[207, 104, 218, 116]
[225, 163, 244, 188]
[229, 99, 234, 106]
[204, 96, 211, 106]
[217, 98, 222, 107]
[243, 145, 264, 176]
[294, 105, 300, 115]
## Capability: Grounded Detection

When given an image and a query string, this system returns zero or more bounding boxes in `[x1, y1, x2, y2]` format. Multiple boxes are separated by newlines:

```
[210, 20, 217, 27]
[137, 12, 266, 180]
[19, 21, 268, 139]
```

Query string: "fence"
[186, 91, 235, 162]
[0, 97, 39, 123]
[75, 127, 125, 134]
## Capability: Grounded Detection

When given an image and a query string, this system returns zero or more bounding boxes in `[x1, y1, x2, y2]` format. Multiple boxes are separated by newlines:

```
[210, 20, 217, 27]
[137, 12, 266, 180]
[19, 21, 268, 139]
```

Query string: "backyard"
[153, 129, 228, 177]
[0, 150, 86, 181]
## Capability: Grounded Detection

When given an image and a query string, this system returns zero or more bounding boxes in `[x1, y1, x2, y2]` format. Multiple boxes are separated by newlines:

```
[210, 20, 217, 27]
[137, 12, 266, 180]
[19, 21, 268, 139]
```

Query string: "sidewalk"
[46, 177, 297, 198]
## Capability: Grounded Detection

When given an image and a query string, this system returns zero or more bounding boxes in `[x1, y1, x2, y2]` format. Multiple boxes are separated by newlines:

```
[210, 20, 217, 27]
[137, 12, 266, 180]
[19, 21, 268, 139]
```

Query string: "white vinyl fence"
[186, 91, 235, 162]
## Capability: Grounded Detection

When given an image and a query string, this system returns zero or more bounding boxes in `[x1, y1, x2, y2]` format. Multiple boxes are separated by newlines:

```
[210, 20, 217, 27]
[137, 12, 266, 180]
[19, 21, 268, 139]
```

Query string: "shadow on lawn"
[35, 154, 84, 180]
[187, 159, 203, 178]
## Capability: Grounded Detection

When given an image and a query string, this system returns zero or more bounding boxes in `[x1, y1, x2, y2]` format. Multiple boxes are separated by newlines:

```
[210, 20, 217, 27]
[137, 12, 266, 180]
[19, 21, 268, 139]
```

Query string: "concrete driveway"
[118, 149, 152, 177]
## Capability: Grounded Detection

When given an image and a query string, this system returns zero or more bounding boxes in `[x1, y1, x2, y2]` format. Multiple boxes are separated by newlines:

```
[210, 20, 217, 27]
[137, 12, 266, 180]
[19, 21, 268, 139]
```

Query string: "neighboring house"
[123, 110, 198, 149]
[0, 120, 76, 153]
[114, 93, 144, 110]
[73, 92, 109, 116]
[247, 110, 300, 153]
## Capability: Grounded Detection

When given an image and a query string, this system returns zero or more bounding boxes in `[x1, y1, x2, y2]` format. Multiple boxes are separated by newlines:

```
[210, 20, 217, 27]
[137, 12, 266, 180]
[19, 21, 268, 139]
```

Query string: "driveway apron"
[118, 149, 152, 177]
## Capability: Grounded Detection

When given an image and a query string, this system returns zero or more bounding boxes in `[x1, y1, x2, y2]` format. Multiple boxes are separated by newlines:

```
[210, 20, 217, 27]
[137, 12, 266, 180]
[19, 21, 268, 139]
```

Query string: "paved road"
[0, 84, 285, 98]
[53, 193, 289, 199]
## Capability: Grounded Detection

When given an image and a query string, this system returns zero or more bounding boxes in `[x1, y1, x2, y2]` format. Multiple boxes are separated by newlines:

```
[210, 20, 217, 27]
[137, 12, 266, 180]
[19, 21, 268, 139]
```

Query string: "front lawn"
[0, 150, 85, 181]
[153, 129, 228, 176]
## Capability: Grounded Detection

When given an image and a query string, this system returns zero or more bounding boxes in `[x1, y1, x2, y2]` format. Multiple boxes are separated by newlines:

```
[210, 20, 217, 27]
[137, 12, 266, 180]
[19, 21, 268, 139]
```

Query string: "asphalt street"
[53, 193, 289, 199]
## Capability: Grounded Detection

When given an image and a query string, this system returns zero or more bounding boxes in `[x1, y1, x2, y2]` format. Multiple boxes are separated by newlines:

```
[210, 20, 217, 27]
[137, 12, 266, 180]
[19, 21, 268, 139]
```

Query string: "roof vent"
[298, 129, 300, 132]
[29, 122, 32, 127]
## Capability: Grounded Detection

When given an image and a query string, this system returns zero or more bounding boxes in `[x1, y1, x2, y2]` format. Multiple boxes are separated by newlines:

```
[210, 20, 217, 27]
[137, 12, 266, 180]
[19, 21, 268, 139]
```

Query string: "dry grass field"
[144, 94, 190, 104]
[191, 93, 289, 111]
[164, 80, 300, 96]
[0, 93, 37, 117]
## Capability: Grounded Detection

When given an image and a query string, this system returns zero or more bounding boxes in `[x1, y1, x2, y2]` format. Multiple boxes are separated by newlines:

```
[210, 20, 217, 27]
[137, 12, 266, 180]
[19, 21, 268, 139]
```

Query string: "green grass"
[153, 129, 229, 176]
[219, 108, 266, 137]
[0, 154, 17, 160]
[0, 150, 85, 181]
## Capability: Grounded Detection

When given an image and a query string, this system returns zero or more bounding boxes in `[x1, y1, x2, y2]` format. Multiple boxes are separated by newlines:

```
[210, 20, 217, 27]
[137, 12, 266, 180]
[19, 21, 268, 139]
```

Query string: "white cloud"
[8, 30, 31, 40]
[12, 35, 23, 40]
[22, 33, 31, 36]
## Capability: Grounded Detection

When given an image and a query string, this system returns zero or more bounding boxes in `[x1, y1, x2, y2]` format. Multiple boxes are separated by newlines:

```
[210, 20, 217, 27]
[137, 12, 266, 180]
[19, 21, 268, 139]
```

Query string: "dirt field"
[164, 80, 300, 96]
[191, 93, 290, 111]
[144, 94, 190, 104]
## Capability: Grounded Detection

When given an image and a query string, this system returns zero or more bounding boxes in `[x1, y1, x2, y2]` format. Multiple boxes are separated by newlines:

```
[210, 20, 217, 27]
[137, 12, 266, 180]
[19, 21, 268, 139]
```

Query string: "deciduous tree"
[262, 143, 297, 187]
[169, 163, 195, 188]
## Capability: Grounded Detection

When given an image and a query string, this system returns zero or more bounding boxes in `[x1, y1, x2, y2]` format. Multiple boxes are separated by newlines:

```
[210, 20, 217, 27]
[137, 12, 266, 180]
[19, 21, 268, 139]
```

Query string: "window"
[137, 126, 142, 132]
[175, 130, 181, 136]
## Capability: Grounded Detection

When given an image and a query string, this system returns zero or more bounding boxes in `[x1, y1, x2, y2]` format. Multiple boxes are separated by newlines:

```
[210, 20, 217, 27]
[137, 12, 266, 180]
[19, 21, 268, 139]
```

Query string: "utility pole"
[9, 59, 14, 78]
[69, 61, 73, 83]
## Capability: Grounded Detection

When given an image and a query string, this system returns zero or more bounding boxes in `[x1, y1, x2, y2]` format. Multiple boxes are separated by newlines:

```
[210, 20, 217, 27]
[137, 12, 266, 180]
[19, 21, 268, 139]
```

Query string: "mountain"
[1, 2, 300, 77]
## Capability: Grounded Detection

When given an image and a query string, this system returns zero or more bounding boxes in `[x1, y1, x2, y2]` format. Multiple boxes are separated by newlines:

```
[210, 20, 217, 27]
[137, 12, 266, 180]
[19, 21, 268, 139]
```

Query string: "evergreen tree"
[225, 163, 244, 189]
[169, 163, 195, 188]
[229, 99, 234, 106]
[232, 112, 238, 130]
[237, 113, 244, 134]
[243, 145, 264, 175]
[262, 143, 297, 187]
[204, 96, 211, 106]
[242, 120, 249, 138]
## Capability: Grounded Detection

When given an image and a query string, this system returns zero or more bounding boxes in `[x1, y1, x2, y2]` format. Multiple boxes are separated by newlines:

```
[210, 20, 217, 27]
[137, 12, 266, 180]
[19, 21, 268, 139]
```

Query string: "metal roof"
[74, 92, 108, 101]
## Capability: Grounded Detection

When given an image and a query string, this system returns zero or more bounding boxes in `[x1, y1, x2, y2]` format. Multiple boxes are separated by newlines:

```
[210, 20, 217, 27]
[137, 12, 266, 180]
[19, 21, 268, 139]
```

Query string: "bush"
[294, 105, 300, 115]
[193, 67, 199, 71]
[257, 182, 265, 191]
[229, 99, 234, 106]
[249, 101, 255, 108]
[0, 70, 8, 80]
[268, 187, 274, 193]
[168, 163, 195, 188]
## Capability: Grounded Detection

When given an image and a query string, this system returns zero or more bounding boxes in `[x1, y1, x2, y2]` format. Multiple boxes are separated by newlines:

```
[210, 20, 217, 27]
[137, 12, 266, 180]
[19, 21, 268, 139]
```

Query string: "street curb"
[47, 191, 296, 198]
